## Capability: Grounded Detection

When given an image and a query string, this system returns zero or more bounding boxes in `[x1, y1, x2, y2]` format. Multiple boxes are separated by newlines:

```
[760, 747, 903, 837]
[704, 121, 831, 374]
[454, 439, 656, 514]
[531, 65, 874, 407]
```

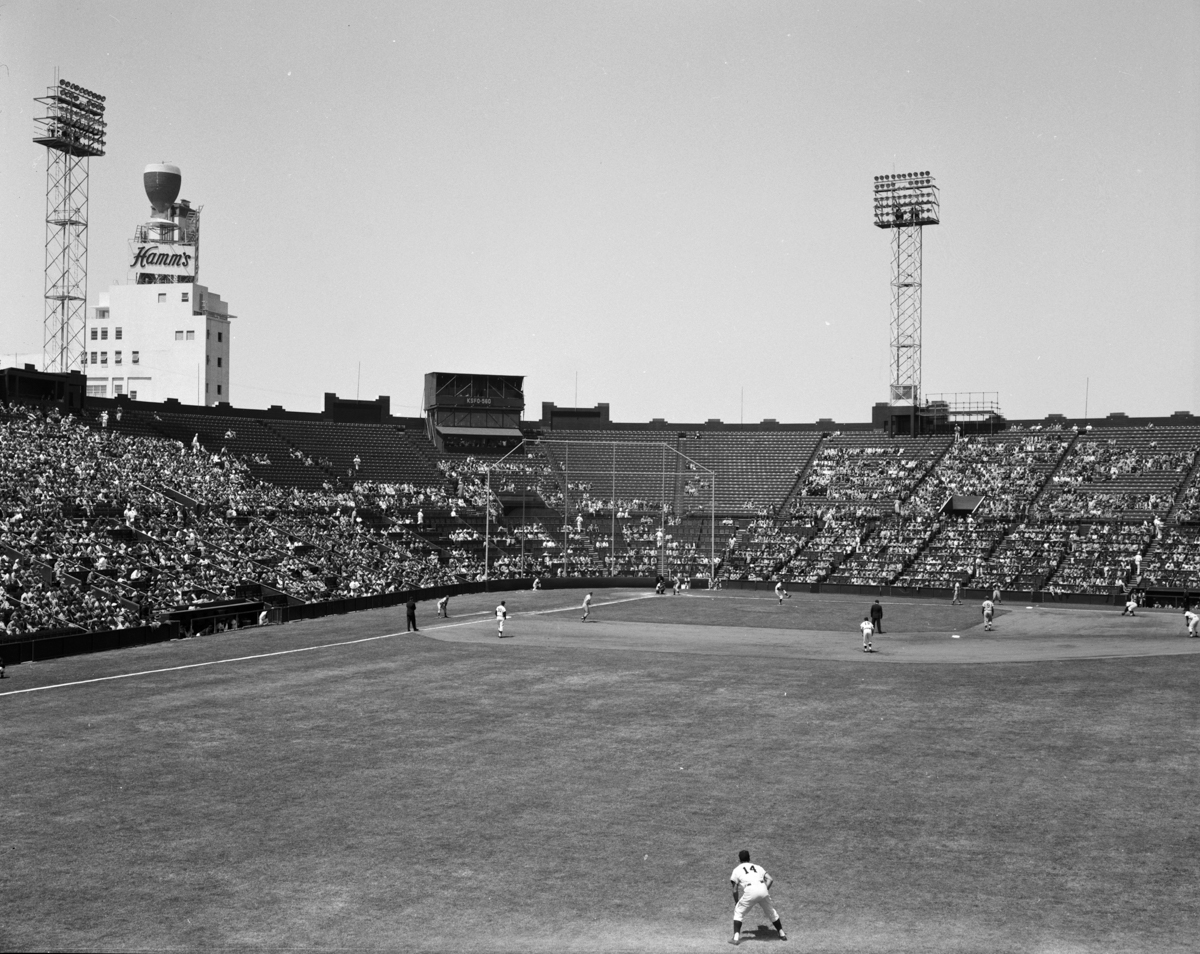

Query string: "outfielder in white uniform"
[775, 581, 790, 604]
[581, 592, 592, 621]
[729, 849, 786, 945]
[1184, 608, 1199, 637]
[496, 600, 508, 638]
[437, 596, 449, 618]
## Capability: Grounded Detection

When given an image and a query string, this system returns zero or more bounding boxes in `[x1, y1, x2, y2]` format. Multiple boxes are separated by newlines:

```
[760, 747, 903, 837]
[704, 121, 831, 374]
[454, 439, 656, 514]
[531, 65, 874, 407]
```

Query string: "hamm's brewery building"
[85, 163, 233, 405]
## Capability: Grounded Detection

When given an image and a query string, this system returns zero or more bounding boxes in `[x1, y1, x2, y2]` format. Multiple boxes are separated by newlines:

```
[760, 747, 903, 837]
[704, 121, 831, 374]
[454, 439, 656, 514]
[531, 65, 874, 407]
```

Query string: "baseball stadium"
[3, 359, 1199, 953]
[4, 16, 1199, 951]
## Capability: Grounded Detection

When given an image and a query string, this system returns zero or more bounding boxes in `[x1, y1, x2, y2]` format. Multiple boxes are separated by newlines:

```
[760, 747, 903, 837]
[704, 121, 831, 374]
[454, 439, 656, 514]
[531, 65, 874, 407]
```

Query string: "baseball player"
[860, 616, 874, 653]
[1184, 607, 1199, 636]
[581, 592, 593, 621]
[729, 849, 786, 945]
[952, 581, 962, 605]
[405, 597, 419, 633]
[775, 581, 790, 604]
[1121, 596, 1138, 617]
[437, 595, 449, 618]
[981, 598, 995, 631]
[496, 600, 508, 638]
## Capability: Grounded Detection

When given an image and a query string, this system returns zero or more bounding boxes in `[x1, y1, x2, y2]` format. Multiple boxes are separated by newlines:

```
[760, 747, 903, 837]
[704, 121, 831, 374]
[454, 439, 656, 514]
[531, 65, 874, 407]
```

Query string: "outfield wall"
[0, 621, 182, 665]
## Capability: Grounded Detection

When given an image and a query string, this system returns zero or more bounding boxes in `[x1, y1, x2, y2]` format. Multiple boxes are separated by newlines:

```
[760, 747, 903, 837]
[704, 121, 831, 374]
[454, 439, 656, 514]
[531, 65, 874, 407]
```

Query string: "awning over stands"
[435, 426, 525, 439]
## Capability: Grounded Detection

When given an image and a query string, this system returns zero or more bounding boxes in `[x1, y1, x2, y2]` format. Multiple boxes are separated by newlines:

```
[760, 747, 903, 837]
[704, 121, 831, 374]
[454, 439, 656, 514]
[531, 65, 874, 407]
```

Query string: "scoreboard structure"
[423, 372, 525, 452]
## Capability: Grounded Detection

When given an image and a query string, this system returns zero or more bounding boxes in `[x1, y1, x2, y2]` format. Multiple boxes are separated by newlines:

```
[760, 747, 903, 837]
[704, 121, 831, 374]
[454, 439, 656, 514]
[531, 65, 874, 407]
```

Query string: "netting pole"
[660, 446, 666, 578]
[563, 443, 569, 578]
[711, 474, 716, 588]
[611, 443, 616, 577]
[484, 467, 490, 582]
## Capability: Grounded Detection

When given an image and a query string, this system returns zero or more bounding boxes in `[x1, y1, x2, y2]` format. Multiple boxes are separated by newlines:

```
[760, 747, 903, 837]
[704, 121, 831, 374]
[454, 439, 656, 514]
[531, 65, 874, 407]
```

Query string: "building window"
[175, 331, 184, 340]
[206, 355, 210, 365]
[129, 390, 137, 400]
[86, 384, 107, 397]
[100, 327, 108, 340]
[157, 293, 166, 303]
[132, 351, 140, 364]
[98, 308, 109, 320]
[90, 328, 98, 340]
[206, 329, 210, 340]
[217, 384, 222, 396]
[113, 383, 124, 396]
[186, 330, 195, 340]
[217, 332, 223, 343]
[115, 351, 123, 365]
[100, 352, 108, 366]
[182, 292, 189, 303]
[217, 356, 222, 368]
[115, 327, 122, 340]
[90, 351, 98, 364]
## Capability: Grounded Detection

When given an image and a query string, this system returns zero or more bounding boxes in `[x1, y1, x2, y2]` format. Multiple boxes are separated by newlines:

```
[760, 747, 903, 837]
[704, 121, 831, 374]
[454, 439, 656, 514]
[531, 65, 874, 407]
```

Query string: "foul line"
[0, 594, 657, 698]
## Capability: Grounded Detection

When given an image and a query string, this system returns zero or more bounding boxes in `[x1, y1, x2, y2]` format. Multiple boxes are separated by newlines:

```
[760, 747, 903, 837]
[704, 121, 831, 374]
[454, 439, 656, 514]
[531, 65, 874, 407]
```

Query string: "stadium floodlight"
[33, 74, 107, 374]
[873, 171, 939, 430]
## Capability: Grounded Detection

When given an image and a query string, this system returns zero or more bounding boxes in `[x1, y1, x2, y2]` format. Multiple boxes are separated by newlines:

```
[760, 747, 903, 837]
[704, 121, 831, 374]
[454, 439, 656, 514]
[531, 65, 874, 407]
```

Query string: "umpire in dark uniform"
[869, 599, 884, 634]
[405, 596, 419, 632]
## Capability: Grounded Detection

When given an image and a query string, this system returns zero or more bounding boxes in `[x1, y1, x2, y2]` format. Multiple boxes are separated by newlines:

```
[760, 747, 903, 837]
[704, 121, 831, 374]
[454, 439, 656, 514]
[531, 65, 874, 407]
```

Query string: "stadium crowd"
[5, 398, 1200, 639]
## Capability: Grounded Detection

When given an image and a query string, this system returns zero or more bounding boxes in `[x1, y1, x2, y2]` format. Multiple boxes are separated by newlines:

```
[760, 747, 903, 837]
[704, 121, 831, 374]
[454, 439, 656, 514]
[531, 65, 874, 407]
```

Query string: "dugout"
[423, 371, 525, 452]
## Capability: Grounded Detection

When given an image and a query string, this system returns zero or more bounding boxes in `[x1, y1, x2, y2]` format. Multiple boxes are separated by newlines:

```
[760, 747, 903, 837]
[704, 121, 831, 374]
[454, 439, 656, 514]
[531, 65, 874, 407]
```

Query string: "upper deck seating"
[907, 431, 1070, 518]
[800, 433, 950, 508]
[542, 429, 821, 515]
[1039, 426, 1198, 519]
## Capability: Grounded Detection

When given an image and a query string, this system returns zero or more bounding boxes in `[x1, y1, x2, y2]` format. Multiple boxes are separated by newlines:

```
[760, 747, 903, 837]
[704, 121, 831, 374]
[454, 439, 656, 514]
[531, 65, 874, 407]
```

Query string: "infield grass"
[2, 589, 1197, 952]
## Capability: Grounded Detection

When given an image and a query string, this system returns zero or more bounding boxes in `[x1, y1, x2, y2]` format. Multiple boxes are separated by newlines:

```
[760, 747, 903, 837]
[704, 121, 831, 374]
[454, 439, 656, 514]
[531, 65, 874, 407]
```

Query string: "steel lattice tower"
[33, 77, 107, 373]
[873, 171, 939, 430]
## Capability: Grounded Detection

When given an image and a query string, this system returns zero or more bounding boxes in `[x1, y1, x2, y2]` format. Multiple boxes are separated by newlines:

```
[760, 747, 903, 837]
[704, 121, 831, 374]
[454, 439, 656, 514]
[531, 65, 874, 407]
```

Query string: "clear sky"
[1, 1, 1196, 423]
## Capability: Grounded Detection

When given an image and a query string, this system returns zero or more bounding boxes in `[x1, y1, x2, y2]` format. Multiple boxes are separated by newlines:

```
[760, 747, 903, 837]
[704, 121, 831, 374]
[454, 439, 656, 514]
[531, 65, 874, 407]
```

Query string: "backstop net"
[487, 438, 717, 581]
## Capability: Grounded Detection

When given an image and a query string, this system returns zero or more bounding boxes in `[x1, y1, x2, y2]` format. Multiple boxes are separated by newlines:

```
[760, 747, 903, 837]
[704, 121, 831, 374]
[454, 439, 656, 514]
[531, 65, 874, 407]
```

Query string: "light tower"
[33, 76, 107, 373]
[873, 171, 939, 435]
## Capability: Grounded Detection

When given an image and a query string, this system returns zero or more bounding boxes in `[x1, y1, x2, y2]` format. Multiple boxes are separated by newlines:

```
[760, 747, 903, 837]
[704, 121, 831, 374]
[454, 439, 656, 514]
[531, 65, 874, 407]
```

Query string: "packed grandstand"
[3, 387, 1200, 641]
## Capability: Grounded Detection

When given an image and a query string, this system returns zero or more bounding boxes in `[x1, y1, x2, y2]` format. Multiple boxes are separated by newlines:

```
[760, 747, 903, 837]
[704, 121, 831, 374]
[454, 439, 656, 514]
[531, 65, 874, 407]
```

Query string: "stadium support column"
[873, 172, 939, 436]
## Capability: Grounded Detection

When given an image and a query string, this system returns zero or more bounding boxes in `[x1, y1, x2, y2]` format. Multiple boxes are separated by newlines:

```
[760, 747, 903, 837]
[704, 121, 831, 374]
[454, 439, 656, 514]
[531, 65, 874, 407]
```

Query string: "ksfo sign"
[129, 242, 196, 278]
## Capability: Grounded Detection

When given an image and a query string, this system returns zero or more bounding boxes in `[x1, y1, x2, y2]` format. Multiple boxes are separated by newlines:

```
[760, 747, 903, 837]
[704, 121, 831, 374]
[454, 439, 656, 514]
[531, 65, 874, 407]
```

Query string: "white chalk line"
[0, 593, 657, 698]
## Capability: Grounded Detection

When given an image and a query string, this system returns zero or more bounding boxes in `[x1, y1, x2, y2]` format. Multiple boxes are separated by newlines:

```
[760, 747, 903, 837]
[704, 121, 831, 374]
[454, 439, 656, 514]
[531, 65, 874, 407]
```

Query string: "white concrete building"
[85, 163, 234, 405]
[86, 283, 231, 404]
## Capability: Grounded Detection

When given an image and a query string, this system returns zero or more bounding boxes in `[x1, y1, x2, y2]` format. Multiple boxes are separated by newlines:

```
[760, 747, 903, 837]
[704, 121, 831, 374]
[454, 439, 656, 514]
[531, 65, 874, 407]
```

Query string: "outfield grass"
[2, 590, 1197, 952]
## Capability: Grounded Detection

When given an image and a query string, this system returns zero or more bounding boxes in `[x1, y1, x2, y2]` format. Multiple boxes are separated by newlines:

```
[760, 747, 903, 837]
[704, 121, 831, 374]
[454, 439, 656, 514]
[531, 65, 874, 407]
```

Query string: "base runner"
[729, 849, 786, 945]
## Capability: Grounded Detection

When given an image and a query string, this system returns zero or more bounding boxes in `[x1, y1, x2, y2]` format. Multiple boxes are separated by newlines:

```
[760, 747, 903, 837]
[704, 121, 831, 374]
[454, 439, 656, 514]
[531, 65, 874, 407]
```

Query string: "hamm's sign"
[129, 242, 196, 278]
